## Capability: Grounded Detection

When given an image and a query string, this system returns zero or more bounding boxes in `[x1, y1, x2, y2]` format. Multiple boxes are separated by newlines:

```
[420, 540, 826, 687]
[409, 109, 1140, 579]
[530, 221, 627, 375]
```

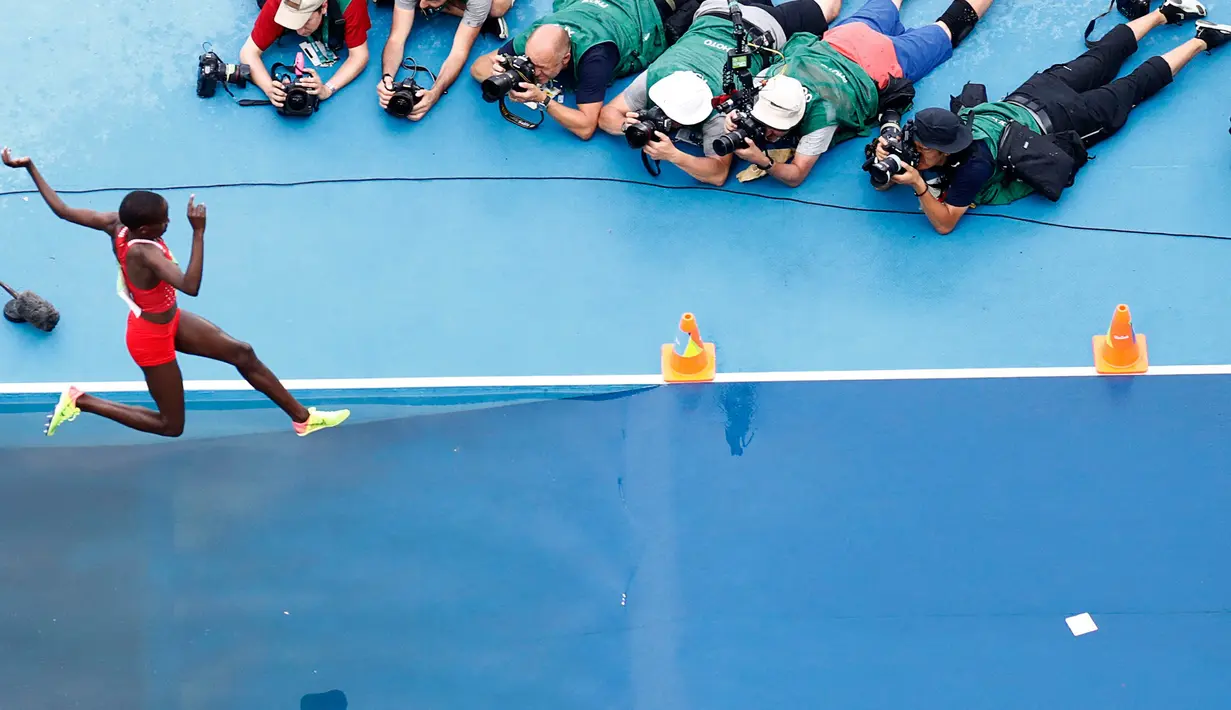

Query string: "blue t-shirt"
[497, 39, 620, 105]
[930, 140, 995, 207]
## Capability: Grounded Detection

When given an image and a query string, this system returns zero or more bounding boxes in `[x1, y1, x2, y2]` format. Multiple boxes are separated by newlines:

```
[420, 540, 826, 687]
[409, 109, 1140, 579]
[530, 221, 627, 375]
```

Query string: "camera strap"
[641, 152, 662, 177]
[1083, 0, 1152, 47]
[399, 57, 440, 90]
[499, 96, 546, 129]
[497, 83, 561, 130]
[220, 79, 272, 107]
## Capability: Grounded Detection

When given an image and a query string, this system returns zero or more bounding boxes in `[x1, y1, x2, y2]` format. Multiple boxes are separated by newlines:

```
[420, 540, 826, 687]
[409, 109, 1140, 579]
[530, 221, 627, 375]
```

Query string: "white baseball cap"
[751, 75, 811, 131]
[648, 71, 714, 126]
[275, 0, 326, 31]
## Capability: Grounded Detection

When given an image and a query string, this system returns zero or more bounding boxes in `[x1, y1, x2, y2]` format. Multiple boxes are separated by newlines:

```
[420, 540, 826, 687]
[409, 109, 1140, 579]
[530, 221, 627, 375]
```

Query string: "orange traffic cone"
[662, 313, 716, 382]
[1093, 304, 1148, 374]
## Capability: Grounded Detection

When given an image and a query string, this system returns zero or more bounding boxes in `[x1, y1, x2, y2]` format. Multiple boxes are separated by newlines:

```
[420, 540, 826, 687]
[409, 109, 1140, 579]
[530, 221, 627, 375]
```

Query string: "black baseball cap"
[913, 108, 973, 154]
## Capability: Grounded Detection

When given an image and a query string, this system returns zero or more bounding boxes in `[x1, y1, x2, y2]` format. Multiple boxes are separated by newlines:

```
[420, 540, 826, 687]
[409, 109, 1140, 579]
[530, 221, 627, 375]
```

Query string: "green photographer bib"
[771, 33, 879, 144]
[512, 0, 667, 81]
[960, 102, 1043, 206]
[316, 0, 354, 52]
[643, 15, 770, 120]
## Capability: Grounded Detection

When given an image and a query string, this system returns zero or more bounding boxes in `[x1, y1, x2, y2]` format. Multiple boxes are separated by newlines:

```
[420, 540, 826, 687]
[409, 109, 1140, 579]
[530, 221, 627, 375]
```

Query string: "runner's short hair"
[119, 190, 168, 229]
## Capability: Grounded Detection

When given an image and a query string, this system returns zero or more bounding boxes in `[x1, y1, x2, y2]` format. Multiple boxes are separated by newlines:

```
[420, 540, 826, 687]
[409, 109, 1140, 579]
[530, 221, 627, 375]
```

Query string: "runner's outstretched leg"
[46, 362, 186, 437]
[174, 310, 349, 436]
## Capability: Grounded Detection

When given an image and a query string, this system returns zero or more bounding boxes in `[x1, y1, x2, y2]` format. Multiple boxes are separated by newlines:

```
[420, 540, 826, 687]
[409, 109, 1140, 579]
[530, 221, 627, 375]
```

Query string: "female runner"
[3, 148, 350, 438]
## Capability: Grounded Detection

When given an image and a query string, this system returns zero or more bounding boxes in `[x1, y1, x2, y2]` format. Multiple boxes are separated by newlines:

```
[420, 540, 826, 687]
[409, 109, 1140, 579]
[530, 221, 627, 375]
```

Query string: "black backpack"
[995, 122, 1090, 202]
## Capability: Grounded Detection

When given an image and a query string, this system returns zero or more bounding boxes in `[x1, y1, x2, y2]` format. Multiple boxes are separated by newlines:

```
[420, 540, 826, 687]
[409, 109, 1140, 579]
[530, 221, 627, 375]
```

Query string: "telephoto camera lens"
[624, 122, 655, 149]
[224, 63, 252, 88]
[287, 89, 309, 113]
[482, 55, 536, 103]
[386, 82, 418, 118]
[623, 108, 676, 149]
[711, 128, 750, 157]
[279, 83, 319, 117]
[712, 113, 765, 157]
[868, 155, 904, 187]
[481, 72, 518, 103]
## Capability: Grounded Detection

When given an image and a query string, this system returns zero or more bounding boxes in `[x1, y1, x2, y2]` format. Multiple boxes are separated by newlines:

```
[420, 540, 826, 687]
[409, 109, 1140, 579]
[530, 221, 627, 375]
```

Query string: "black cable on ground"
[2, 174, 1228, 242]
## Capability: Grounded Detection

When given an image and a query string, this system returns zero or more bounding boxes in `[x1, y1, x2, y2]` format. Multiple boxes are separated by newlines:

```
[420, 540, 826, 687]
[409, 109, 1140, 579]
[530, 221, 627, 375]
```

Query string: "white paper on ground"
[1065, 612, 1098, 636]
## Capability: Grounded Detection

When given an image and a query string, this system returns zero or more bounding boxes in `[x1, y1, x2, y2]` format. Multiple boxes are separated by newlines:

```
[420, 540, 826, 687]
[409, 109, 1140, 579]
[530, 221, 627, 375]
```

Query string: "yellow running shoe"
[45, 386, 83, 437]
[294, 407, 351, 437]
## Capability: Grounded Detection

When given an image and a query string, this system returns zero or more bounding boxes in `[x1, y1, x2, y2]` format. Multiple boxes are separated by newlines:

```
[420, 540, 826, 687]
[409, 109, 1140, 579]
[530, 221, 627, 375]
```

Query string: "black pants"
[1010, 24, 1173, 147]
[688, 0, 829, 36]
[763, 0, 830, 37]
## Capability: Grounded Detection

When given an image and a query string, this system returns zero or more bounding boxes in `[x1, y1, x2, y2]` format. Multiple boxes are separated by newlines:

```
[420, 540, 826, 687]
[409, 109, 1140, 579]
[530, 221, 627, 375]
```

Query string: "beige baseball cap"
[751, 75, 811, 131]
[275, 0, 326, 31]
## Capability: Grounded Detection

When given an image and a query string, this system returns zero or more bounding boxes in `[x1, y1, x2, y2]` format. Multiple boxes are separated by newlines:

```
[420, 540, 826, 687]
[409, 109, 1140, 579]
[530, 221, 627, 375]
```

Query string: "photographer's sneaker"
[1196, 19, 1231, 49]
[1160, 0, 1206, 24]
[482, 16, 509, 39]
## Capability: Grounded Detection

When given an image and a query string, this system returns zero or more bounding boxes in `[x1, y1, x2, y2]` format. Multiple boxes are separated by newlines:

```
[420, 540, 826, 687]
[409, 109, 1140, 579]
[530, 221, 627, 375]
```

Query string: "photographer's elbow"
[239, 38, 262, 67]
[598, 107, 624, 136]
[576, 125, 597, 141]
[933, 222, 955, 235]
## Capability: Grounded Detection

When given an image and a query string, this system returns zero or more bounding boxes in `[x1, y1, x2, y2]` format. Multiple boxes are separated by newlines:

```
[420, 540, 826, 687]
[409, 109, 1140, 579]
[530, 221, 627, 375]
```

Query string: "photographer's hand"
[889, 163, 926, 194]
[377, 75, 395, 109]
[408, 88, 441, 121]
[509, 82, 548, 106]
[734, 138, 769, 168]
[264, 81, 288, 109]
[642, 132, 680, 162]
[302, 69, 335, 100]
[874, 137, 889, 161]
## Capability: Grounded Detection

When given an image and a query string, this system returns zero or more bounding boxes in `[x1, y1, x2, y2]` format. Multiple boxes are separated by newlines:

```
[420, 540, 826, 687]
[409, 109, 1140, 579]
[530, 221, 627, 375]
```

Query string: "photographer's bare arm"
[381, 0, 512, 119]
[242, 0, 372, 107]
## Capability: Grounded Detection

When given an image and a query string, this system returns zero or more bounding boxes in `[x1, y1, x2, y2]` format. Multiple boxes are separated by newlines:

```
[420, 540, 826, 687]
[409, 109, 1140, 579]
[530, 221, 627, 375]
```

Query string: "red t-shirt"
[250, 0, 371, 52]
[822, 23, 903, 90]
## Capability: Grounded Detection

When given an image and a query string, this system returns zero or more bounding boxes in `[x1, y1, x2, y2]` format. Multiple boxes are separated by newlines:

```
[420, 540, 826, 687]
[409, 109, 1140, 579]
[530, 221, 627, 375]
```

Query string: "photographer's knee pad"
[937, 0, 979, 48]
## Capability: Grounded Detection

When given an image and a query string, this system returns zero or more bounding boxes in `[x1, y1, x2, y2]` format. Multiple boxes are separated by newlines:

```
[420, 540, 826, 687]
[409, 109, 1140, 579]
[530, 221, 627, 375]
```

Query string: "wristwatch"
[761, 157, 775, 171]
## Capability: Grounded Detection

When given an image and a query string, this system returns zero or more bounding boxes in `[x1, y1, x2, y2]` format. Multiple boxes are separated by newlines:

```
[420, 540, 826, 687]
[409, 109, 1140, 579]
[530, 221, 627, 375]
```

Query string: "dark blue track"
[3, 375, 1229, 708]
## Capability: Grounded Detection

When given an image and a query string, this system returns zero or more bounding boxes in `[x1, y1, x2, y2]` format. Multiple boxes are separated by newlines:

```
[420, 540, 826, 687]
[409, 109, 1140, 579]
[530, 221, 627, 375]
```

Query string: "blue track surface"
[3, 0, 1231, 383]
[5, 3, 1231, 705]
[4, 377, 1231, 707]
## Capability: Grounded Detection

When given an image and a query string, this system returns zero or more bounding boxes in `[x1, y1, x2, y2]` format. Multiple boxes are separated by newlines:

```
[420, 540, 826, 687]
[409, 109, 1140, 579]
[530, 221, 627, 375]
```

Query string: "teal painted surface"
[3, 1, 1230, 383]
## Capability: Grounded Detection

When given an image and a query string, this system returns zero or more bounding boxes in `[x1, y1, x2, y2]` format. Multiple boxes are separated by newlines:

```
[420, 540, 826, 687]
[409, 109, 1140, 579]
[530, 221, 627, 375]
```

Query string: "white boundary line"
[2, 364, 1231, 396]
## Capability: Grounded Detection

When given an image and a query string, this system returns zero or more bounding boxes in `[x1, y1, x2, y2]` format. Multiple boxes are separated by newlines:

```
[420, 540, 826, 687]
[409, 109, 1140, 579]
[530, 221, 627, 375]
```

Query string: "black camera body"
[197, 50, 252, 98]
[386, 77, 423, 118]
[279, 80, 320, 117]
[482, 54, 537, 103]
[712, 111, 766, 157]
[624, 107, 680, 149]
[863, 109, 920, 187]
